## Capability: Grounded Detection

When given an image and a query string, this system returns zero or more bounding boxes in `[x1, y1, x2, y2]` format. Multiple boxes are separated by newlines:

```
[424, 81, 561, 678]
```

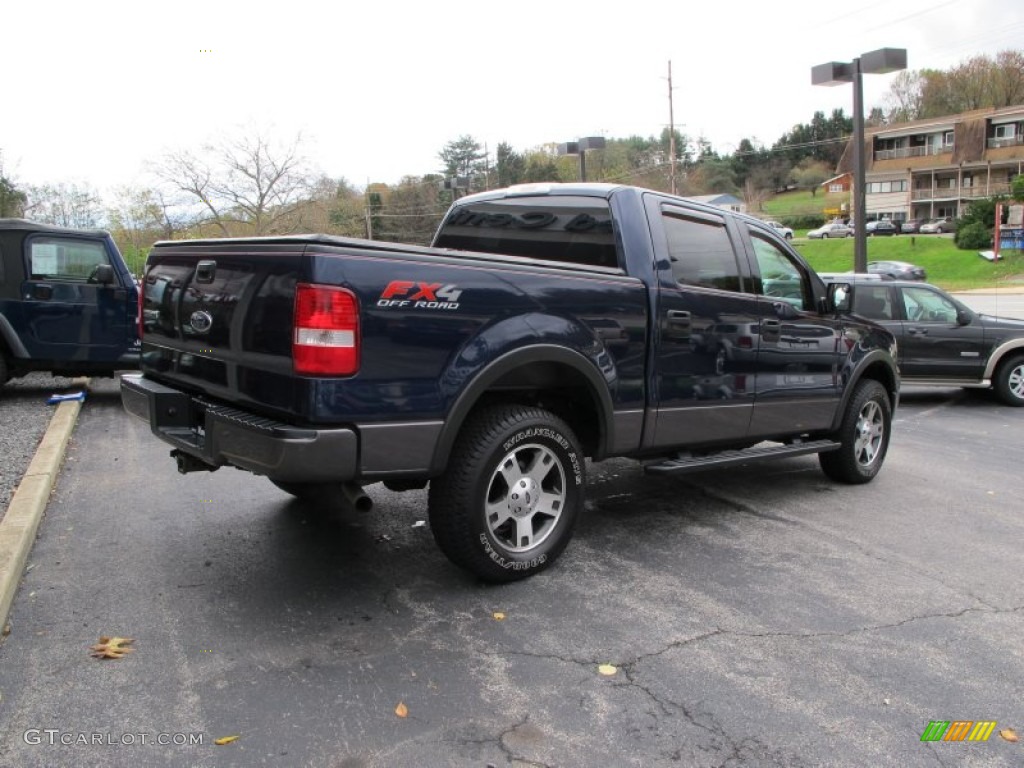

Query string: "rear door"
[646, 198, 760, 448]
[19, 234, 134, 362]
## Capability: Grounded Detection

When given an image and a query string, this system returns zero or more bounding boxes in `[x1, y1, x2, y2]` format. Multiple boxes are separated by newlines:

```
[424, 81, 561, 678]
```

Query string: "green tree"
[789, 160, 832, 197]
[0, 174, 27, 217]
[495, 142, 526, 187]
[438, 135, 487, 187]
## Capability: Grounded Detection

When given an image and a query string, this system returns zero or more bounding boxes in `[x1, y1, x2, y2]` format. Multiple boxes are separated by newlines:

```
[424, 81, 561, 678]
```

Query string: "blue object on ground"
[47, 392, 86, 404]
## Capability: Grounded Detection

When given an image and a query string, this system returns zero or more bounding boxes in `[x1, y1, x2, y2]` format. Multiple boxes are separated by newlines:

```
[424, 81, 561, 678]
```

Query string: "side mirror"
[90, 264, 115, 285]
[956, 308, 971, 326]
[828, 282, 853, 313]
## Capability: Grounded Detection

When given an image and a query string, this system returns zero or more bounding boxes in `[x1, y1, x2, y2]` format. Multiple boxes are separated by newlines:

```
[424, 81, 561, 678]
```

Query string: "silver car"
[807, 221, 853, 239]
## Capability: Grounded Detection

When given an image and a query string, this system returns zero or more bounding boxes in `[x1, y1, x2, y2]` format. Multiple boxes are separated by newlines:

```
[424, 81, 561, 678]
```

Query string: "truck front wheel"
[428, 404, 585, 582]
[819, 379, 891, 484]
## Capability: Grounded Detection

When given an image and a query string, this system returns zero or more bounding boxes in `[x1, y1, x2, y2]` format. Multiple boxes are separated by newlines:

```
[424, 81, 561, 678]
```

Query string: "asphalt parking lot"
[0, 378, 1022, 768]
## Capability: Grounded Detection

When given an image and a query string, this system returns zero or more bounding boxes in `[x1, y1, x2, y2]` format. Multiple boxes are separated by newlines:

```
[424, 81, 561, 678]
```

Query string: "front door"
[19, 235, 134, 363]
[896, 285, 986, 379]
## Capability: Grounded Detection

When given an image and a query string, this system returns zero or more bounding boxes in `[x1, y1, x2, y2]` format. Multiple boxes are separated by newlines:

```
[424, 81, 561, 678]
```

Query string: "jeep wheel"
[428, 404, 585, 582]
[994, 354, 1024, 406]
[819, 380, 891, 484]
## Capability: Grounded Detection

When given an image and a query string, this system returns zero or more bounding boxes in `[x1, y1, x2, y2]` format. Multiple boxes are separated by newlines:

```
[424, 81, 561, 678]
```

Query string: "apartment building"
[835, 105, 1024, 223]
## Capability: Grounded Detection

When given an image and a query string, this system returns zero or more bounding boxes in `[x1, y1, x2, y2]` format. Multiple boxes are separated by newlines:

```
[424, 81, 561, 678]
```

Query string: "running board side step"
[644, 440, 840, 475]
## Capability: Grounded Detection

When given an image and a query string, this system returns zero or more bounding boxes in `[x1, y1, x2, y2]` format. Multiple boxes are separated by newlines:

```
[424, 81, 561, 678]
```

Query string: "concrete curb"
[0, 385, 86, 631]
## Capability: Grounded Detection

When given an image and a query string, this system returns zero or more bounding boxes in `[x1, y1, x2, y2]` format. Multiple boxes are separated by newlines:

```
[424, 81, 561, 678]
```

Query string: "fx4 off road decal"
[377, 281, 463, 310]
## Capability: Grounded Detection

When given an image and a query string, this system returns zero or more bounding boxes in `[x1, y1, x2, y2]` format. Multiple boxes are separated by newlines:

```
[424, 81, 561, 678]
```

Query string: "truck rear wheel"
[819, 379, 891, 484]
[428, 404, 585, 582]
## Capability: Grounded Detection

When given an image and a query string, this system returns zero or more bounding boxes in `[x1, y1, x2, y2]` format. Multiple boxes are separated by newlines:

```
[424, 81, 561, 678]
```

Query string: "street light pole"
[851, 56, 867, 272]
[812, 48, 906, 273]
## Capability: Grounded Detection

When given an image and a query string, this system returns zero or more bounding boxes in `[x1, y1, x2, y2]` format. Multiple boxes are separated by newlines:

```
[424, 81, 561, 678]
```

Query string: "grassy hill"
[761, 189, 851, 220]
[793, 236, 1023, 290]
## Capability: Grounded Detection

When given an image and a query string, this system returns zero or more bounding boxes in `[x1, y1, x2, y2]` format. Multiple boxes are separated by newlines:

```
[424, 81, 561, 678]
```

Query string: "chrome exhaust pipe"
[340, 482, 373, 513]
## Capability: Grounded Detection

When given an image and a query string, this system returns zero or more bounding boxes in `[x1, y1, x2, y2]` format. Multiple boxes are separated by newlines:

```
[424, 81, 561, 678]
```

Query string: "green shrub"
[783, 214, 825, 229]
[955, 221, 991, 250]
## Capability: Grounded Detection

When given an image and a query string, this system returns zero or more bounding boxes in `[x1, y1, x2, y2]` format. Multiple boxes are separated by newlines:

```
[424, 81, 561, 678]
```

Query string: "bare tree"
[154, 130, 317, 236]
[24, 182, 103, 228]
[884, 70, 924, 123]
[991, 50, 1024, 107]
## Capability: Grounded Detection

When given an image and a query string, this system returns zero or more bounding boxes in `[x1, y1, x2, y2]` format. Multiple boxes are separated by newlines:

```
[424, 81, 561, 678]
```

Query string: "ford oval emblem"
[190, 310, 214, 334]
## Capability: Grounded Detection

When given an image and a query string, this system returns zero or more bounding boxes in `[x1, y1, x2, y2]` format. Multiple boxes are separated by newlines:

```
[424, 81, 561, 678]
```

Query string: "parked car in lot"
[839, 277, 1024, 405]
[901, 219, 925, 234]
[867, 260, 927, 281]
[765, 220, 794, 239]
[807, 221, 852, 239]
[866, 219, 898, 236]
[919, 217, 955, 234]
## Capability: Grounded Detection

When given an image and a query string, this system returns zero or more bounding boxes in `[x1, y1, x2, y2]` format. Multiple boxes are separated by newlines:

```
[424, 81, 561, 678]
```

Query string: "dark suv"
[843, 277, 1024, 405]
[0, 220, 140, 388]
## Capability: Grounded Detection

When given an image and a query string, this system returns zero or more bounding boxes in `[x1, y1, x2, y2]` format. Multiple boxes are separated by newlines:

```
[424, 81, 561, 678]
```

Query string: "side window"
[902, 286, 957, 323]
[661, 210, 741, 292]
[749, 233, 810, 310]
[852, 286, 894, 320]
[29, 237, 110, 281]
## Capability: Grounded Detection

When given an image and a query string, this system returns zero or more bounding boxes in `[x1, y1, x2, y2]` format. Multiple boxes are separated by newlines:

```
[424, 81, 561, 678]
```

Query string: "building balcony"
[987, 135, 1024, 149]
[910, 182, 1011, 201]
[874, 145, 950, 161]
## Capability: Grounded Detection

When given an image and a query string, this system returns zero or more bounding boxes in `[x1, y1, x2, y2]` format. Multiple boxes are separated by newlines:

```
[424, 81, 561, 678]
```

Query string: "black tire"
[821, 233, 829, 239]
[784, 233, 793, 240]
[993, 354, 1024, 407]
[428, 404, 585, 582]
[819, 380, 891, 484]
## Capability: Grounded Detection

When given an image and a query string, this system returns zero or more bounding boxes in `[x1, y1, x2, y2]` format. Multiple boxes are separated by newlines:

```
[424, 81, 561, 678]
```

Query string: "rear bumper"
[120, 374, 358, 482]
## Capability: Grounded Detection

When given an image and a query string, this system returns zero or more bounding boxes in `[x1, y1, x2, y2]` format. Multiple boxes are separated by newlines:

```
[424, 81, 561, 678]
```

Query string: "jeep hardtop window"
[28, 237, 109, 281]
[661, 209, 741, 292]
[434, 195, 619, 269]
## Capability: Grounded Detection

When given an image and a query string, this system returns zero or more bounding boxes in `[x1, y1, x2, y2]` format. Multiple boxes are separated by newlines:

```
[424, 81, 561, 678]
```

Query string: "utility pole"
[668, 60, 677, 195]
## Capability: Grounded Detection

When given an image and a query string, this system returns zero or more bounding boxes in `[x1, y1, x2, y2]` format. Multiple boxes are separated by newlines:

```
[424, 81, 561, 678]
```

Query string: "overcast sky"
[3, 0, 1022, 196]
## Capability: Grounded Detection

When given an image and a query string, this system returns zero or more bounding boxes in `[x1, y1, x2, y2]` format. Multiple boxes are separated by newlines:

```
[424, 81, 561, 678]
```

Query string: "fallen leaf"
[214, 735, 240, 746]
[1000, 728, 1019, 743]
[493, 612, 506, 621]
[89, 636, 135, 659]
[598, 664, 617, 676]
[395, 701, 408, 718]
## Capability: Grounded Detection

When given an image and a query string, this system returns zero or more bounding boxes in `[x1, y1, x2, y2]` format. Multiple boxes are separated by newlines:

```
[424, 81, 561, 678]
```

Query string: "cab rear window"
[434, 195, 619, 269]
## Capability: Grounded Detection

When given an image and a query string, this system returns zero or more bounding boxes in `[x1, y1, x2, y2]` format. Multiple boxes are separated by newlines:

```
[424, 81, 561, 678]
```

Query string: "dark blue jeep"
[0, 220, 140, 387]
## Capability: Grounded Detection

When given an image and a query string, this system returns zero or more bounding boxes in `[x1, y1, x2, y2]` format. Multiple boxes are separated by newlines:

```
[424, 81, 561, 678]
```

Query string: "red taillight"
[293, 284, 360, 375]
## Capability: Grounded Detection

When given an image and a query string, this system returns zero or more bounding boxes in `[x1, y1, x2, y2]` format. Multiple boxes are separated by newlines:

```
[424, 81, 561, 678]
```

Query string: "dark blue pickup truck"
[122, 183, 899, 581]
